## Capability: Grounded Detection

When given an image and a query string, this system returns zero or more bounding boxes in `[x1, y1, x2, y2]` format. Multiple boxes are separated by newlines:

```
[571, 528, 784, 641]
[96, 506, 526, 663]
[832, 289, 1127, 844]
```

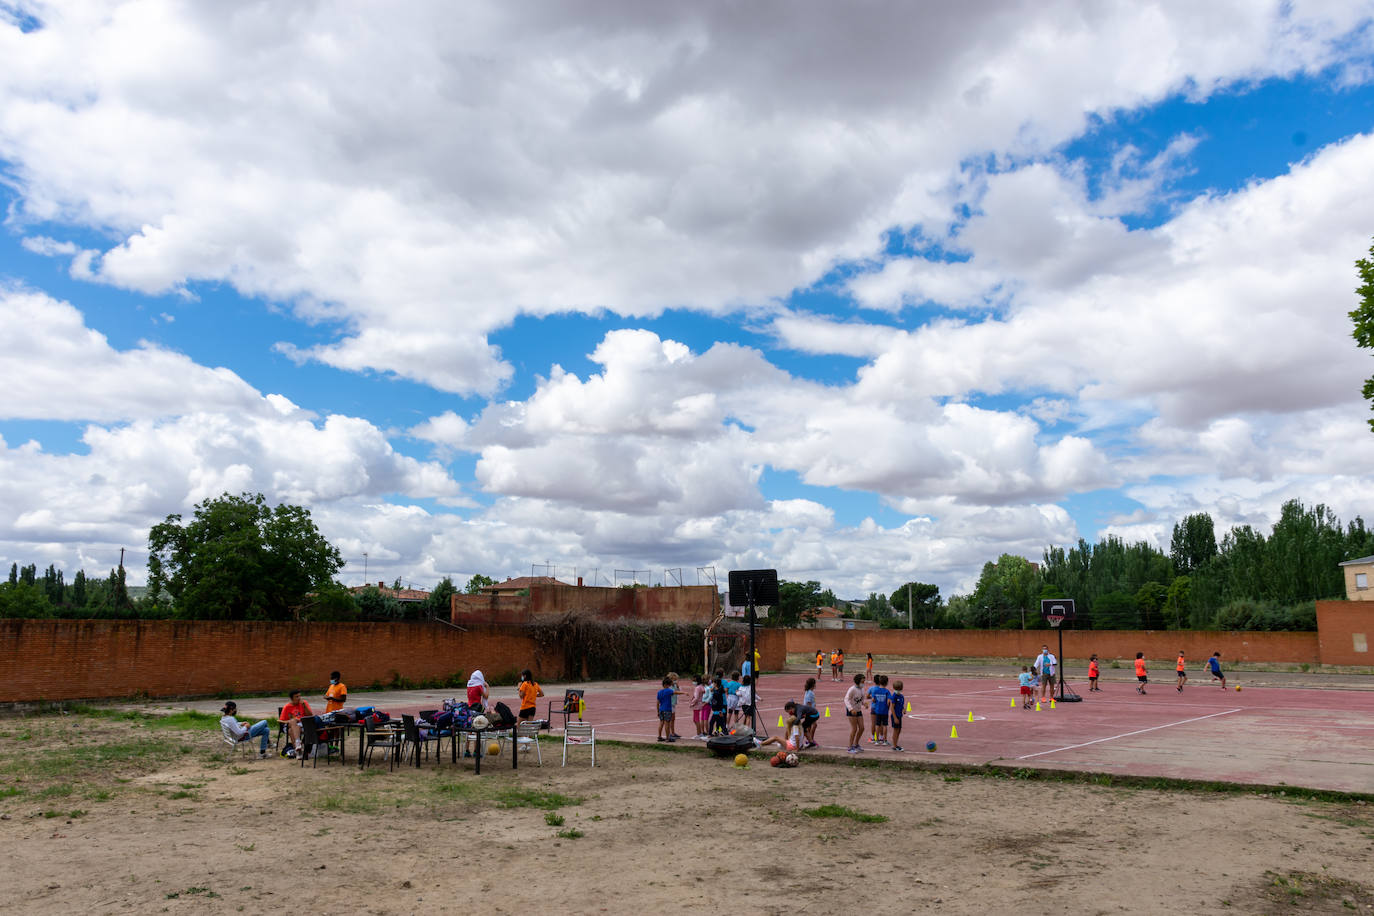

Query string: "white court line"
[1015, 708, 1241, 760]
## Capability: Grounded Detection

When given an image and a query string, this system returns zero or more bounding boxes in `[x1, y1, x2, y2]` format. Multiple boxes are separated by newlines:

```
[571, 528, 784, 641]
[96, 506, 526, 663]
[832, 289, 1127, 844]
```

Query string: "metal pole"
[1056, 622, 1065, 699]
[747, 582, 757, 731]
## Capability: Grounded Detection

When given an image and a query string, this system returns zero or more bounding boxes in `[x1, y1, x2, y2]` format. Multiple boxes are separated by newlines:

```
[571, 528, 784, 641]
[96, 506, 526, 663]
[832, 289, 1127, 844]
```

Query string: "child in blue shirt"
[889, 680, 905, 752]
[869, 675, 892, 745]
[1018, 666, 1035, 708]
[725, 671, 742, 726]
[656, 677, 677, 742]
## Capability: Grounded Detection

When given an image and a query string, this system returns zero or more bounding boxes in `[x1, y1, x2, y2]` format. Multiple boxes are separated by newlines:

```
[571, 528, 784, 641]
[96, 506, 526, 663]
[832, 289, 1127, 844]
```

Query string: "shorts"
[1137, 675, 1149, 683]
[785, 740, 797, 751]
[801, 713, 820, 727]
[1210, 669, 1224, 679]
[693, 707, 710, 724]
[1020, 685, 1032, 696]
[1177, 669, 1187, 675]
[518, 707, 536, 720]
[871, 711, 888, 726]
[845, 709, 863, 718]
[889, 716, 902, 730]
[657, 710, 672, 722]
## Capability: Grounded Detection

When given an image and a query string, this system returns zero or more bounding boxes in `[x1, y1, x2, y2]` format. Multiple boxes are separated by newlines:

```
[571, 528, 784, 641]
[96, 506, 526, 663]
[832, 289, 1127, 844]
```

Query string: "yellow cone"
[1011, 699, 1016, 708]
[906, 701, 912, 712]
[950, 725, 958, 738]
[1050, 700, 1056, 709]
[967, 711, 974, 723]
[824, 706, 831, 718]
[777, 714, 785, 728]
[1035, 702, 1042, 711]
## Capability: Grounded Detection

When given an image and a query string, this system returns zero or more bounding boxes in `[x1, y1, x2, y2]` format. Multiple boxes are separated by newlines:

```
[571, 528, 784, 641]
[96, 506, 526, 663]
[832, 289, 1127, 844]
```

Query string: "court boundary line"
[1015, 708, 1241, 760]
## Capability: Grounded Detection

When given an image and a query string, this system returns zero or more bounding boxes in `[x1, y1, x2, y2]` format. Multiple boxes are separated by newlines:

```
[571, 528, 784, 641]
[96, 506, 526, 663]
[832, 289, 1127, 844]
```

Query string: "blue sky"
[3, 2, 1374, 598]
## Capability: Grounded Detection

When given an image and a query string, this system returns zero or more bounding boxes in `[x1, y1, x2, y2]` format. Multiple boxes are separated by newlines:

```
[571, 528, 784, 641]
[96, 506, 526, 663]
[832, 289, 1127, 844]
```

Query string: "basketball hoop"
[1046, 614, 1065, 628]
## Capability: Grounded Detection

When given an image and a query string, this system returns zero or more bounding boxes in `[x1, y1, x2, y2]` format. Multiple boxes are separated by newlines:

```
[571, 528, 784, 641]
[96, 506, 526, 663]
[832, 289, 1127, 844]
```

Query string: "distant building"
[1338, 556, 1374, 601]
[349, 581, 431, 604]
[479, 576, 562, 596]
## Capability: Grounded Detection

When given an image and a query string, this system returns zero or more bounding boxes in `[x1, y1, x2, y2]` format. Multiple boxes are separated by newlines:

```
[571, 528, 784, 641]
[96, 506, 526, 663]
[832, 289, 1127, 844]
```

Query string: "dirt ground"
[1, 712, 1373, 915]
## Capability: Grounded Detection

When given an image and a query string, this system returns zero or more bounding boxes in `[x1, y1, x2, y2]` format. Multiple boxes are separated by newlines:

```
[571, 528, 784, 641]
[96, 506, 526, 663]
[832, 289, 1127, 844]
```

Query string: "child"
[803, 677, 817, 709]
[725, 670, 742, 725]
[785, 699, 821, 748]
[1175, 652, 1187, 692]
[757, 715, 803, 752]
[517, 669, 544, 720]
[690, 673, 708, 738]
[737, 675, 754, 730]
[830, 649, 839, 681]
[1134, 652, 1149, 694]
[667, 671, 683, 737]
[870, 674, 891, 745]
[655, 677, 676, 742]
[1018, 665, 1035, 708]
[836, 649, 845, 678]
[708, 675, 728, 735]
[889, 680, 905, 752]
[815, 649, 824, 679]
[865, 652, 874, 682]
[844, 673, 867, 754]
[1087, 654, 1100, 692]
[1207, 651, 1226, 689]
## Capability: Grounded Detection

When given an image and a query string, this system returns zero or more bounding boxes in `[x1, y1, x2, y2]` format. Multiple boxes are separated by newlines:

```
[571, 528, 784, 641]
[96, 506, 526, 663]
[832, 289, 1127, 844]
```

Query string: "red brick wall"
[0, 619, 558, 704]
[453, 584, 716, 626]
[783, 627, 1321, 665]
[1315, 600, 1374, 666]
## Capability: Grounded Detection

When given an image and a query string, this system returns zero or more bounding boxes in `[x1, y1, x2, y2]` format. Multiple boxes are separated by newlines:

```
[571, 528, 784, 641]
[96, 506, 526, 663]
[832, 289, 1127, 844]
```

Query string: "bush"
[1212, 599, 1316, 631]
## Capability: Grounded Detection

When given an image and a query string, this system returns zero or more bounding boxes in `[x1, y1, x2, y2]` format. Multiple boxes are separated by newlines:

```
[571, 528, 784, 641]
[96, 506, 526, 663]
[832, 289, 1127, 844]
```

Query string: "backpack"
[492, 701, 517, 727]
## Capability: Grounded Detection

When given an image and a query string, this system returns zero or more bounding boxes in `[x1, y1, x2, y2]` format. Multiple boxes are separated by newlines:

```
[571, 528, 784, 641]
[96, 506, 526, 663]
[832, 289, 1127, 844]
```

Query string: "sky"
[3, 1, 1374, 601]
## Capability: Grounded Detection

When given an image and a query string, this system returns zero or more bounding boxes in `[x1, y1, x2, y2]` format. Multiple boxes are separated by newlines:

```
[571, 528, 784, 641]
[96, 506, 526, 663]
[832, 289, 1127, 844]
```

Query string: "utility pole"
[908, 584, 912, 629]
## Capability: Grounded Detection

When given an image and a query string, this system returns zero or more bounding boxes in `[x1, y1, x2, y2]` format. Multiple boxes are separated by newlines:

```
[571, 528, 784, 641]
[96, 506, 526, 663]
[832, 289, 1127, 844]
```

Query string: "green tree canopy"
[147, 492, 343, 620]
[1350, 235, 1374, 430]
[464, 573, 496, 594]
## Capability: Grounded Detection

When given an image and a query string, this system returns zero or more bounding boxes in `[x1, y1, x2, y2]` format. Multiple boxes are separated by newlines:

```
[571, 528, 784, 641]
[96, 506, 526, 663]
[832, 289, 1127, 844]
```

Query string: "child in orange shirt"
[517, 669, 544, 721]
[1134, 653, 1148, 694]
[1088, 654, 1100, 692]
[1175, 652, 1188, 692]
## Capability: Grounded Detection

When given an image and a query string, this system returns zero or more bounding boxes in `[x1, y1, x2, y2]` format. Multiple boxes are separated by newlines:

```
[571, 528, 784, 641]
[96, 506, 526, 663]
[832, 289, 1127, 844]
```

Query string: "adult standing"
[1035, 645, 1057, 700]
[324, 671, 347, 713]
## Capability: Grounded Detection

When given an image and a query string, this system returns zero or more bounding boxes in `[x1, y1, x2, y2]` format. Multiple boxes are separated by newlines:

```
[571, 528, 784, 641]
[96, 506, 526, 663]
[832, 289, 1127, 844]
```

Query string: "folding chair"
[300, 716, 342, 768]
[562, 721, 595, 767]
[219, 720, 255, 758]
[514, 721, 542, 766]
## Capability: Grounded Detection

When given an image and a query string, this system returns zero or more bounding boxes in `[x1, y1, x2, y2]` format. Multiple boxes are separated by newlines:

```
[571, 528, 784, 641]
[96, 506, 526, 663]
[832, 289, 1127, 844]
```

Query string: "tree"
[889, 582, 941, 627]
[1350, 235, 1374, 430]
[147, 492, 343, 620]
[770, 580, 825, 628]
[464, 573, 496, 594]
[427, 576, 458, 617]
[971, 555, 1042, 628]
[1170, 513, 1217, 574]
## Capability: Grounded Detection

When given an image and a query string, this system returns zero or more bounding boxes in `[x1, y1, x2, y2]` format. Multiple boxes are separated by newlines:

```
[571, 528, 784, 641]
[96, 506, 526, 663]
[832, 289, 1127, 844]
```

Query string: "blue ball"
[925, 740, 937, 752]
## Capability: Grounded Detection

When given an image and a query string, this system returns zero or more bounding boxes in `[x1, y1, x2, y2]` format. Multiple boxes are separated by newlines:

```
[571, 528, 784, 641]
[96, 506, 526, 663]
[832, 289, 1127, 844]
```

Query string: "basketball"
[733, 753, 749, 767]
[487, 741, 501, 755]
[770, 752, 783, 767]
[1236, 685, 1242, 692]
[784, 753, 799, 767]
[925, 740, 937, 752]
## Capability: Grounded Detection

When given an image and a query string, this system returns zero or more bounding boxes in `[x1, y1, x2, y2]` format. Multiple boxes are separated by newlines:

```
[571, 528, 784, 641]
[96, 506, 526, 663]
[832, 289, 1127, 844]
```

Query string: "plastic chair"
[547, 689, 585, 729]
[562, 721, 595, 767]
[514, 721, 542, 766]
[400, 714, 443, 768]
[219, 720, 255, 758]
[300, 716, 341, 768]
[363, 720, 402, 770]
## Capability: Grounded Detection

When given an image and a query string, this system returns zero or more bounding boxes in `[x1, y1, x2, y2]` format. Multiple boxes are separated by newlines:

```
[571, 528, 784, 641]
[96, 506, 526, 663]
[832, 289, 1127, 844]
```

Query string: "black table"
[446, 724, 518, 775]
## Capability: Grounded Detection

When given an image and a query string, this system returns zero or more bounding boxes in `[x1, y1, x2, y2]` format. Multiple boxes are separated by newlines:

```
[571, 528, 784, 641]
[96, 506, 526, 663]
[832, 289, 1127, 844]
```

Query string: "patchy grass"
[495, 787, 582, 810]
[800, 804, 888, 824]
[1250, 870, 1374, 912]
[555, 828, 585, 839]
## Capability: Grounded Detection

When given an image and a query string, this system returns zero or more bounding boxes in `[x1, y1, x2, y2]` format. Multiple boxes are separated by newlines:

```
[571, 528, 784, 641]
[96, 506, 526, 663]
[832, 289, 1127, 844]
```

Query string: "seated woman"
[278, 690, 314, 758]
[466, 670, 489, 713]
[220, 701, 272, 759]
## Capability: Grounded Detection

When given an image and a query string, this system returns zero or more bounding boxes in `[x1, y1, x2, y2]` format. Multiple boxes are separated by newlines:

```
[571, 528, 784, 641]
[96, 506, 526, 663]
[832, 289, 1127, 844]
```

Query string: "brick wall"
[783, 627, 1321, 665]
[453, 583, 716, 626]
[0, 619, 558, 704]
[1315, 600, 1373, 665]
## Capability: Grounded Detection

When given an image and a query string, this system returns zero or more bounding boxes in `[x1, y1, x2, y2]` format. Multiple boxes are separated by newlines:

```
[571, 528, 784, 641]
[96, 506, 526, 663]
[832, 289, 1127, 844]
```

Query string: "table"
[447, 725, 518, 775]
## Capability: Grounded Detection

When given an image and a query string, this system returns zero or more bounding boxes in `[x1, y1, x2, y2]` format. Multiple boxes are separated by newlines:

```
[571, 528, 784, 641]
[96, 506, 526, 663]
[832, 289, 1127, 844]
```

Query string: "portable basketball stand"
[1042, 598, 1082, 702]
[728, 568, 779, 739]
